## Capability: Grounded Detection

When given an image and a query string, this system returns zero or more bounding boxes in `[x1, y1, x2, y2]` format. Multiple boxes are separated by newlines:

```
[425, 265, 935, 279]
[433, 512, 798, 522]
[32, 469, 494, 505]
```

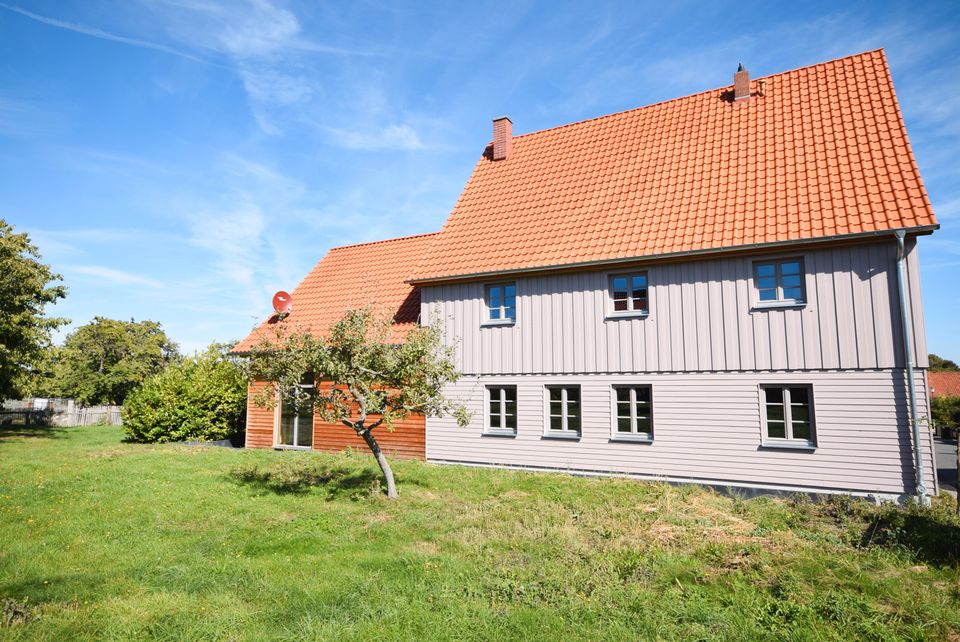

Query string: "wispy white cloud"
[68, 265, 164, 288]
[186, 200, 266, 288]
[327, 123, 425, 151]
[0, 2, 211, 65]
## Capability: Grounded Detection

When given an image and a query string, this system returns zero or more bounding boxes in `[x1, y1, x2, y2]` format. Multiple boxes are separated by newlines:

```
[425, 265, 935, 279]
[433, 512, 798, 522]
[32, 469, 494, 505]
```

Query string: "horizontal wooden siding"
[426, 370, 936, 496]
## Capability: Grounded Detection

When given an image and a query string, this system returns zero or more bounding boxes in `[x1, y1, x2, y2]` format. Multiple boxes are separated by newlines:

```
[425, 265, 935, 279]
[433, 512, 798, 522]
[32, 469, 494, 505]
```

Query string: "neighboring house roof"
[234, 233, 437, 352]
[409, 49, 937, 283]
[930, 372, 960, 398]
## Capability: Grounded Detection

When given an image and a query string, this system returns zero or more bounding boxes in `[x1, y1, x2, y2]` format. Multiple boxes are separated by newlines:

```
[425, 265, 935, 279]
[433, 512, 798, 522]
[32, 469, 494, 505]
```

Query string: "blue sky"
[1, 0, 958, 358]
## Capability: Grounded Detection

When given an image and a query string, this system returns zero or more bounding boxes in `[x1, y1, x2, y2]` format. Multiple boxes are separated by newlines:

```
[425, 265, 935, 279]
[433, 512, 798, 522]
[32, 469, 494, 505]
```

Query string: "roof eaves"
[407, 225, 939, 285]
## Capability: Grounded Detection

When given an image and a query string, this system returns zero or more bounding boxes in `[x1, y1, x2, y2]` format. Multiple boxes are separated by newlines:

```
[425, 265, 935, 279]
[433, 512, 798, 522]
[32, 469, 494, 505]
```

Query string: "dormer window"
[485, 283, 516, 324]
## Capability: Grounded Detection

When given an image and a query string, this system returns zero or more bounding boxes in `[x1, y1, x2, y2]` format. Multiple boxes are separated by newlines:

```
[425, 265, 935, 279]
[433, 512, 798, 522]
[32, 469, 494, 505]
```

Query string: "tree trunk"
[360, 429, 398, 499]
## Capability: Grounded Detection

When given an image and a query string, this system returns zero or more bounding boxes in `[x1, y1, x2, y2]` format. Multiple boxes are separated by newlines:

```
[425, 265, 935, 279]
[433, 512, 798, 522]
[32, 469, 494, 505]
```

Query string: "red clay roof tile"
[234, 233, 437, 352]
[409, 49, 937, 283]
[930, 372, 960, 398]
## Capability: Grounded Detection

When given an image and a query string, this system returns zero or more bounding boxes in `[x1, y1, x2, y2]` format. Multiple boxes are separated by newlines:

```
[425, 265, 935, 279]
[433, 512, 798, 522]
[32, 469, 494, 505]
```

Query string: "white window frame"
[759, 384, 816, 449]
[275, 374, 315, 450]
[607, 271, 650, 318]
[483, 282, 517, 326]
[485, 385, 518, 436]
[543, 385, 581, 439]
[752, 258, 806, 308]
[610, 385, 654, 442]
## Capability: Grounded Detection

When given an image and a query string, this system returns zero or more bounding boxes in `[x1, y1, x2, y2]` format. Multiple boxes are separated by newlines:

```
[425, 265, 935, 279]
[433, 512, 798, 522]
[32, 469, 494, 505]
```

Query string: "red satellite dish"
[272, 291, 293, 315]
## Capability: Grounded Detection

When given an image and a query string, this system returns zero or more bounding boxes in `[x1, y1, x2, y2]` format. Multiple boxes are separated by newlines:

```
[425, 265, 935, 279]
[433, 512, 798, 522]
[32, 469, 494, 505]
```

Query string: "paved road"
[936, 437, 957, 492]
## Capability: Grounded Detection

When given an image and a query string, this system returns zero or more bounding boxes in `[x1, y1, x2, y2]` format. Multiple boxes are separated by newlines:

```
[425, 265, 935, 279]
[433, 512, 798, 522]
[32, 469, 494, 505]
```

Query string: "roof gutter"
[408, 225, 939, 285]
[894, 229, 929, 505]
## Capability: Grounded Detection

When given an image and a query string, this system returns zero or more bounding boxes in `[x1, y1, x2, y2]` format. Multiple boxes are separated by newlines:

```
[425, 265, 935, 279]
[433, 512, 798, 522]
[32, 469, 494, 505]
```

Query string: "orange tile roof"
[409, 49, 937, 283]
[930, 372, 960, 398]
[234, 233, 437, 352]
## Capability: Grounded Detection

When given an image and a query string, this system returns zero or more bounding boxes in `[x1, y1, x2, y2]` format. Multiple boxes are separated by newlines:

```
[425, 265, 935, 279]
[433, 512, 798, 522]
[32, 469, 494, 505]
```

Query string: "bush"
[932, 395, 960, 431]
[122, 345, 246, 443]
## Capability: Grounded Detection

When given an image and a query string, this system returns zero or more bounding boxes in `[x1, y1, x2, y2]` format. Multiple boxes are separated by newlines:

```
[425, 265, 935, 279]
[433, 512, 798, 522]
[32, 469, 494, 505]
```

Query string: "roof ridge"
[509, 48, 886, 142]
[329, 231, 439, 252]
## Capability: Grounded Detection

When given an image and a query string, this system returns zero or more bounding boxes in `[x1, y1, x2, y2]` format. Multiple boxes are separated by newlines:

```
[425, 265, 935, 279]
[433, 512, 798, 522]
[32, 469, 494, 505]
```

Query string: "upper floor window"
[762, 385, 815, 446]
[485, 283, 517, 323]
[486, 385, 517, 434]
[754, 259, 804, 304]
[609, 273, 649, 315]
[546, 385, 581, 436]
[613, 385, 653, 440]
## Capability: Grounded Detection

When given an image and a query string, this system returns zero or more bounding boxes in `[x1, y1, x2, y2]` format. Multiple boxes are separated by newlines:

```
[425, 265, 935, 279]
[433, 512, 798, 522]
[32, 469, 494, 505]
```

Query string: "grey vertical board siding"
[421, 240, 929, 375]
[426, 370, 936, 496]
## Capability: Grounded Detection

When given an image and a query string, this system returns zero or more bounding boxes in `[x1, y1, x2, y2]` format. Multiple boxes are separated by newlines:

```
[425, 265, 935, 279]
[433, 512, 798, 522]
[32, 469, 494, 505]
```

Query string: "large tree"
[247, 308, 468, 498]
[0, 219, 68, 401]
[51, 317, 179, 405]
[930, 354, 960, 371]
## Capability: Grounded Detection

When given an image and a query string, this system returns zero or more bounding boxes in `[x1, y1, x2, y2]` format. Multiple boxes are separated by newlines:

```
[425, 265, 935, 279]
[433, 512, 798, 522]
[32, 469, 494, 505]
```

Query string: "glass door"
[278, 374, 314, 448]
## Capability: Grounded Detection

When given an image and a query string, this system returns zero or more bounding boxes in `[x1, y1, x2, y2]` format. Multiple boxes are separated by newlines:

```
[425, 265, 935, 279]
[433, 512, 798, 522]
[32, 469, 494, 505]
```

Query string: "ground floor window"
[279, 373, 314, 448]
[762, 385, 815, 446]
[486, 385, 517, 434]
[546, 386, 581, 435]
[613, 385, 653, 439]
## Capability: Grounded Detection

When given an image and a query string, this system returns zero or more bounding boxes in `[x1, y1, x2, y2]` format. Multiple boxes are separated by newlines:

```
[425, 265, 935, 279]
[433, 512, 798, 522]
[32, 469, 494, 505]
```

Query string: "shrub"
[931, 395, 960, 430]
[122, 345, 246, 443]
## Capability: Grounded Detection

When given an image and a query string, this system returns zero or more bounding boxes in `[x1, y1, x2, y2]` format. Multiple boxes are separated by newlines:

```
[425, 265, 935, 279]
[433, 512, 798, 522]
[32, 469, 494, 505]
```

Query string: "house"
[237, 49, 939, 501]
[235, 233, 436, 459]
[930, 372, 960, 398]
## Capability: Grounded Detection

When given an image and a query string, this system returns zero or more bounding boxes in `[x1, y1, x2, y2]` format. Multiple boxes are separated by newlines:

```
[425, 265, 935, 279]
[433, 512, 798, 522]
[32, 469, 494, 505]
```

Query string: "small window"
[485, 283, 517, 322]
[754, 259, 804, 304]
[486, 386, 517, 434]
[279, 372, 314, 448]
[613, 385, 653, 439]
[609, 272, 649, 314]
[546, 386, 581, 435]
[762, 385, 815, 445]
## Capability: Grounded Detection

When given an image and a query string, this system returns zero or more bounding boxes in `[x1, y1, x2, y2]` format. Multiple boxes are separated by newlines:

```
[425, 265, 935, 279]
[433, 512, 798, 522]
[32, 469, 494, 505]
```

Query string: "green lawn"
[1, 425, 959, 641]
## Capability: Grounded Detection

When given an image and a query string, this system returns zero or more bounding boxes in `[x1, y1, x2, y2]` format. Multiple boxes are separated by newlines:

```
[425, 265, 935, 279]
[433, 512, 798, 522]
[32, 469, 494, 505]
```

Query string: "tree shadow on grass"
[0, 424, 69, 443]
[229, 460, 387, 500]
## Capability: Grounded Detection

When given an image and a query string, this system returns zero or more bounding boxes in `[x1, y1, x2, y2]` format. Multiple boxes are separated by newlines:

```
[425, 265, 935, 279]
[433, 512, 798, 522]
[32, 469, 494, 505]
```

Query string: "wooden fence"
[0, 399, 123, 427]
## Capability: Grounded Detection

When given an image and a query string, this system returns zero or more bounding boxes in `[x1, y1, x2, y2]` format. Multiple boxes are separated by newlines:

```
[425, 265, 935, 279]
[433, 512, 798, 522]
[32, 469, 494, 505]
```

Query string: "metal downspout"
[895, 230, 928, 504]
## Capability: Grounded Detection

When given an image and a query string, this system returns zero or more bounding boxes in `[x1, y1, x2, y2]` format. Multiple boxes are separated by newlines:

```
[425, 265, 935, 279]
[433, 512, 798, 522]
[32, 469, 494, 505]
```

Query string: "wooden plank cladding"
[312, 415, 426, 460]
[244, 378, 426, 459]
[422, 239, 928, 376]
[245, 379, 275, 449]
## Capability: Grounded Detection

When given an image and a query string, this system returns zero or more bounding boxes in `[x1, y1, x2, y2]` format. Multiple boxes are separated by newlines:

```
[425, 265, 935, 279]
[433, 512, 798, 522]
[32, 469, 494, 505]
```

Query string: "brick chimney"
[492, 116, 512, 161]
[734, 63, 750, 101]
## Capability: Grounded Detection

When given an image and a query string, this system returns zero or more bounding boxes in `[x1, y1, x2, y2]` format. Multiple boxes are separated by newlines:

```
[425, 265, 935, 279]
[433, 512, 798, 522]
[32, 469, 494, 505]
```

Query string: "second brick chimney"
[492, 116, 512, 161]
[734, 63, 750, 101]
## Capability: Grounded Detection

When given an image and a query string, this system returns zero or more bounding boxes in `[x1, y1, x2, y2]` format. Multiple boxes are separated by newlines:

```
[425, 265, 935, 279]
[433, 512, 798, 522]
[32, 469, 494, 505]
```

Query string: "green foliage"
[931, 395, 960, 430]
[122, 344, 246, 443]
[0, 219, 68, 401]
[48, 316, 179, 405]
[247, 308, 467, 431]
[929, 353, 960, 371]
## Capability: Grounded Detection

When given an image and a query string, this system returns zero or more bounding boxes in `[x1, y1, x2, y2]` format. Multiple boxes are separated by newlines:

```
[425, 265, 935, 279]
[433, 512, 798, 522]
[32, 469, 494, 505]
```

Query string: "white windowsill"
[481, 318, 516, 327]
[760, 440, 817, 451]
[542, 431, 581, 441]
[605, 311, 650, 321]
[751, 301, 806, 312]
[483, 430, 517, 438]
[610, 434, 654, 443]
[274, 445, 312, 451]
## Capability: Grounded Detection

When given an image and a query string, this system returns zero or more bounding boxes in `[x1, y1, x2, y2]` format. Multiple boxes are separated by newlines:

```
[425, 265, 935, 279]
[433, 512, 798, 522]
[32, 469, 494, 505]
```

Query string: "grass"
[1, 425, 960, 641]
